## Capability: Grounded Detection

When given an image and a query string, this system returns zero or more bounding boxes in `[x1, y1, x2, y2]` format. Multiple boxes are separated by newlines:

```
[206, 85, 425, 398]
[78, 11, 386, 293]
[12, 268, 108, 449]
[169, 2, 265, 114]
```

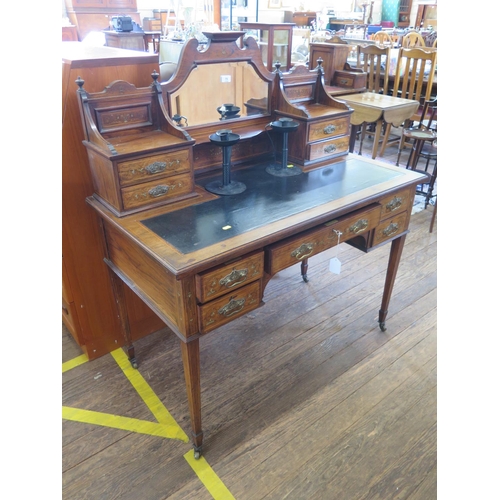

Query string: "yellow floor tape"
[185, 451, 236, 500]
[62, 353, 88, 373]
[62, 348, 235, 499]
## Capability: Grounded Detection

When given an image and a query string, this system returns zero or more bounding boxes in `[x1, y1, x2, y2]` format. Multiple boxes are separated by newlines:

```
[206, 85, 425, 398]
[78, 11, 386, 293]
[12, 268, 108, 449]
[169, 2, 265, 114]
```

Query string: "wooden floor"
[62, 138, 437, 500]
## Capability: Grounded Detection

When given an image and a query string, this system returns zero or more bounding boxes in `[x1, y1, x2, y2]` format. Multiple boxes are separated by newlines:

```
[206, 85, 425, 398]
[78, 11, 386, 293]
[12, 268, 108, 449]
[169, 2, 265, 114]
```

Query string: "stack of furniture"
[309, 42, 367, 96]
[62, 43, 163, 360]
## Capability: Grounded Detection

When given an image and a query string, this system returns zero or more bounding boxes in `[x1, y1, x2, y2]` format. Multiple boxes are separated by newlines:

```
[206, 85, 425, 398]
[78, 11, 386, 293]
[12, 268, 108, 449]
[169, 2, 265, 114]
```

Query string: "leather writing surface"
[141, 159, 402, 254]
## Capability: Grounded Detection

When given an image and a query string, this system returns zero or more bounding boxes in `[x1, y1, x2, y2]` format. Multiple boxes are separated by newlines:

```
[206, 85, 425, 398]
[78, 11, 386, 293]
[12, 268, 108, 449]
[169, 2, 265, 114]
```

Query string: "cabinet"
[397, 0, 412, 28]
[62, 43, 164, 360]
[415, 3, 437, 30]
[239, 22, 295, 72]
[221, 0, 259, 31]
[64, 0, 140, 40]
[291, 11, 316, 27]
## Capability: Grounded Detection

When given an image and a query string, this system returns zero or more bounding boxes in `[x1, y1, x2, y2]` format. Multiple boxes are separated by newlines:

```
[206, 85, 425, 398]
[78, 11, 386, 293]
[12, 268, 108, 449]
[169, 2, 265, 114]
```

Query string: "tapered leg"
[180, 339, 203, 458]
[378, 234, 406, 332]
[108, 268, 137, 368]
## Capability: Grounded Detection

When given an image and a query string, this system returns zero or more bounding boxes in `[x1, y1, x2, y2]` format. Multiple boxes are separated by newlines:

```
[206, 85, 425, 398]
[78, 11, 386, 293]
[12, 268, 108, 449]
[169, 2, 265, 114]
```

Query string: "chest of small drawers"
[195, 251, 265, 334]
[286, 113, 352, 167]
[87, 146, 197, 217]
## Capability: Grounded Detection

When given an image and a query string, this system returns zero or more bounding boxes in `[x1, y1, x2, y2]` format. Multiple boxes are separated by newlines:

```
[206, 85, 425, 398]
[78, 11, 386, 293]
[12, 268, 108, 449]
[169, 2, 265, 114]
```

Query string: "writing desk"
[338, 93, 419, 159]
[87, 154, 425, 458]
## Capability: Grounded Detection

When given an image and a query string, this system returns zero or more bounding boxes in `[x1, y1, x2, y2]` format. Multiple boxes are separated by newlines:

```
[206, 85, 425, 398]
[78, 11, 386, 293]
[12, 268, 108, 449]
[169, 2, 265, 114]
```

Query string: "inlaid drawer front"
[195, 251, 264, 303]
[117, 149, 190, 186]
[333, 75, 355, 87]
[328, 205, 381, 241]
[266, 205, 381, 275]
[121, 172, 194, 210]
[308, 117, 350, 143]
[379, 189, 413, 218]
[372, 211, 409, 246]
[307, 135, 350, 161]
[198, 280, 262, 334]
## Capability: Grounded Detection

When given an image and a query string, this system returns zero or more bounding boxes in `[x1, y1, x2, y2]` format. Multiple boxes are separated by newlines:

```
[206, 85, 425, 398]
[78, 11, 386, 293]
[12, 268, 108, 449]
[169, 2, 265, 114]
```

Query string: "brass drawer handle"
[148, 185, 169, 197]
[145, 161, 167, 174]
[383, 222, 399, 237]
[131, 159, 181, 176]
[323, 124, 336, 134]
[219, 297, 245, 317]
[324, 144, 337, 153]
[291, 243, 314, 260]
[349, 218, 369, 234]
[219, 268, 248, 288]
[338, 78, 349, 85]
[386, 196, 402, 212]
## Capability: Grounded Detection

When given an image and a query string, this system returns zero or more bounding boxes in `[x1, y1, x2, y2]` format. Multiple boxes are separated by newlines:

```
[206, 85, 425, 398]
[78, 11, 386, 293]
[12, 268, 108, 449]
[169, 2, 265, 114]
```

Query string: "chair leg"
[429, 198, 437, 233]
[358, 124, 366, 156]
[396, 133, 407, 166]
[424, 161, 437, 209]
[407, 139, 425, 170]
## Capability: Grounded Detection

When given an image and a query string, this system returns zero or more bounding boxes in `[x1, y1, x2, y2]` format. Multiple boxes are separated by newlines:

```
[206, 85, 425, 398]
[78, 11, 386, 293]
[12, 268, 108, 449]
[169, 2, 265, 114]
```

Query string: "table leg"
[349, 124, 359, 153]
[180, 339, 204, 459]
[371, 120, 383, 159]
[108, 268, 137, 368]
[301, 258, 309, 282]
[378, 234, 406, 332]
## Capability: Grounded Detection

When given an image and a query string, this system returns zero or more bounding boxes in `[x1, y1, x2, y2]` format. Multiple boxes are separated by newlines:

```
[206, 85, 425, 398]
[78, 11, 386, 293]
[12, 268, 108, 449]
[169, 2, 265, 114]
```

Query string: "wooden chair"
[371, 30, 393, 46]
[424, 31, 437, 48]
[355, 44, 391, 156]
[402, 31, 426, 48]
[398, 99, 437, 209]
[397, 97, 437, 167]
[379, 46, 437, 157]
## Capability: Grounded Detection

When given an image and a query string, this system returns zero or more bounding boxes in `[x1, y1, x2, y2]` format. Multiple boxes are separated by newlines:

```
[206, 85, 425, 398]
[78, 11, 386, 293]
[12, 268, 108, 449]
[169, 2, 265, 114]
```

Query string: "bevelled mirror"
[161, 32, 274, 129]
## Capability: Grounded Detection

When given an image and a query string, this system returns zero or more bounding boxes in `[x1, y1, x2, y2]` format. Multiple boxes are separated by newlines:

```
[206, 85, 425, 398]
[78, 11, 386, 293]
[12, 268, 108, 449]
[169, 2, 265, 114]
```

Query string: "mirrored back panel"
[169, 61, 270, 127]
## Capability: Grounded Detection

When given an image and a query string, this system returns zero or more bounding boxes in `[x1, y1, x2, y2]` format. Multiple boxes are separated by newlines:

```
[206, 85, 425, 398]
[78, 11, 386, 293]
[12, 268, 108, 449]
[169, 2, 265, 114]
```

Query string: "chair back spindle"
[357, 44, 391, 95]
[392, 47, 437, 104]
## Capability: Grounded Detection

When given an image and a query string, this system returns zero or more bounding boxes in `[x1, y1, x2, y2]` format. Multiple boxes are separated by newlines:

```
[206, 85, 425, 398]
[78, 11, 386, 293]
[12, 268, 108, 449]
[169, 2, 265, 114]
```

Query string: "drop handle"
[291, 243, 314, 260]
[348, 219, 369, 234]
[218, 297, 245, 317]
[219, 268, 248, 288]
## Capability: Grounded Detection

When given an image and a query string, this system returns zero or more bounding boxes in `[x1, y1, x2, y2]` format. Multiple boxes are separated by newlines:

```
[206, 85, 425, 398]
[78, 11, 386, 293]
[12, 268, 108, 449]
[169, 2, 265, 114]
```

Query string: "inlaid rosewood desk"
[87, 154, 425, 458]
[338, 93, 419, 159]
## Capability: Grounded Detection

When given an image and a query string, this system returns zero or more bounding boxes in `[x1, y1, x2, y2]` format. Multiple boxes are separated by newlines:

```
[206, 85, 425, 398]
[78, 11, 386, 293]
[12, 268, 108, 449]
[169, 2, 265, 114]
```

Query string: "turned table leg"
[180, 339, 203, 459]
[378, 234, 406, 332]
[301, 258, 309, 282]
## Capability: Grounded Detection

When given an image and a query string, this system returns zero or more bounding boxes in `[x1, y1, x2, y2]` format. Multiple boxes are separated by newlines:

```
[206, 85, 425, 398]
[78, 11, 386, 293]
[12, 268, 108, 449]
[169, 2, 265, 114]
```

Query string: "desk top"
[87, 154, 424, 278]
[142, 159, 400, 253]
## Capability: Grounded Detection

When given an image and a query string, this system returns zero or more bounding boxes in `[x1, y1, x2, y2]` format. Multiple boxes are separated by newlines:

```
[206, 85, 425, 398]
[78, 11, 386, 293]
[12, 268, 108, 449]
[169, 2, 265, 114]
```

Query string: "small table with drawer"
[87, 153, 425, 459]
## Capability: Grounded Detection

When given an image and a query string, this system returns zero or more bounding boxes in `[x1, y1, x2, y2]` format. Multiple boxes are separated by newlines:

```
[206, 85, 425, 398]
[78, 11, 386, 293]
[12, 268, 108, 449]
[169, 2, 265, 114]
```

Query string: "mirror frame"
[160, 31, 276, 139]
